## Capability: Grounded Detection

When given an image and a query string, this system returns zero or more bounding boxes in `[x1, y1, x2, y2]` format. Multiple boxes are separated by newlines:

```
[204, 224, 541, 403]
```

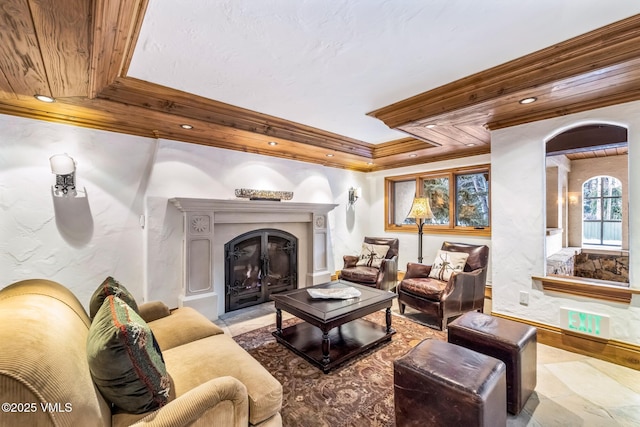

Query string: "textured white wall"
[0, 116, 368, 310]
[143, 139, 370, 307]
[491, 101, 640, 345]
[0, 114, 155, 307]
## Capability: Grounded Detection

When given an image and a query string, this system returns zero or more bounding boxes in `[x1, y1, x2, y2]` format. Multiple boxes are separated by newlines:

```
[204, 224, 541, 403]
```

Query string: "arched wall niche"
[544, 122, 629, 284]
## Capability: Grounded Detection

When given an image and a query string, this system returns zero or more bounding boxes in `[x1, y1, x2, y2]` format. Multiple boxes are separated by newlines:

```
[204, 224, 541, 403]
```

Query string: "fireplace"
[225, 228, 298, 311]
[170, 198, 338, 319]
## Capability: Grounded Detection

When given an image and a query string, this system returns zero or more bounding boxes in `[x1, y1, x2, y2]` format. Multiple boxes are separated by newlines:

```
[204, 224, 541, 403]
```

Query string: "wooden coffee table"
[271, 280, 397, 373]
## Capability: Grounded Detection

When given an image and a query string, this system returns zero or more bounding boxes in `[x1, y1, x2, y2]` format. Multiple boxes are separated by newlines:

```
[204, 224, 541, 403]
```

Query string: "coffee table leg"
[386, 307, 392, 333]
[276, 308, 282, 335]
[322, 330, 330, 364]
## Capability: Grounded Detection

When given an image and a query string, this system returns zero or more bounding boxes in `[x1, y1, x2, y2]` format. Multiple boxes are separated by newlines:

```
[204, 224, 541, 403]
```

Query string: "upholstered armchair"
[397, 241, 489, 330]
[339, 237, 399, 291]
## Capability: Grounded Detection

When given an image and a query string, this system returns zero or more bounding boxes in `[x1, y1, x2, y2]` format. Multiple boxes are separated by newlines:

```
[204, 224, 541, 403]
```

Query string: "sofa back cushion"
[0, 279, 111, 427]
[87, 296, 171, 414]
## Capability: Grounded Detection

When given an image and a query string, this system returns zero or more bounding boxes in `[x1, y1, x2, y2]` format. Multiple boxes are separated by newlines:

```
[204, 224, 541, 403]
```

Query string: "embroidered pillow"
[428, 250, 469, 281]
[355, 243, 390, 268]
[87, 296, 171, 414]
[89, 276, 139, 320]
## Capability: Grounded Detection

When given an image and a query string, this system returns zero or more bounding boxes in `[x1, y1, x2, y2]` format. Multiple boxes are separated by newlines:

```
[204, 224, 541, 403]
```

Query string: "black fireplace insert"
[225, 228, 298, 312]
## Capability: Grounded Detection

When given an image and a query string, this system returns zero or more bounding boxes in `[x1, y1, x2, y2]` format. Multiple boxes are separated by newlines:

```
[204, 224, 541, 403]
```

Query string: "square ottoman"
[448, 311, 537, 415]
[394, 338, 506, 427]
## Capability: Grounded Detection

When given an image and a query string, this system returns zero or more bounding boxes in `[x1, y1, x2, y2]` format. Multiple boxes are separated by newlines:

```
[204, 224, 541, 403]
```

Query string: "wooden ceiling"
[0, 1, 639, 172]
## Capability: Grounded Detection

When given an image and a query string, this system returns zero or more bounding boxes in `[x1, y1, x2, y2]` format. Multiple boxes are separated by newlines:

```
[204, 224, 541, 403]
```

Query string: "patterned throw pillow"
[355, 243, 390, 268]
[87, 296, 171, 414]
[428, 250, 469, 281]
[89, 276, 139, 320]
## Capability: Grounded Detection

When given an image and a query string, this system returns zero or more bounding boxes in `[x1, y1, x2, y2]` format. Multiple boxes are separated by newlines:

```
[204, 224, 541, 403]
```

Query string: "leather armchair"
[339, 237, 399, 291]
[397, 241, 489, 330]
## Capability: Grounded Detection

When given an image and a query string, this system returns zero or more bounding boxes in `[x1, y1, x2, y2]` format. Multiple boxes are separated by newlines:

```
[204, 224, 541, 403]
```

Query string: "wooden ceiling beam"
[30, 0, 91, 97]
[368, 14, 640, 130]
[0, 0, 50, 98]
[89, 0, 148, 98]
[97, 76, 375, 158]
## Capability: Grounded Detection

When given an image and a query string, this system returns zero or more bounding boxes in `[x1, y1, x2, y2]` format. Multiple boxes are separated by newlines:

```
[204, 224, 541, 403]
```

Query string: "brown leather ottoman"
[448, 311, 537, 415]
[394, 338, 506, 427]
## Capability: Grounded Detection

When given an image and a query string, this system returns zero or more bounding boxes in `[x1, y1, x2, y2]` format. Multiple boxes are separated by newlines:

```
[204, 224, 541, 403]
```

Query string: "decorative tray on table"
[306, 287, 362, 300]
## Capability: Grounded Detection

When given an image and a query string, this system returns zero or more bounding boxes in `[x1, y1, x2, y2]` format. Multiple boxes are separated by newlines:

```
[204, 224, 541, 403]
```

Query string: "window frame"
[385, 164, 491, 236]
[582, 175, 623, 247]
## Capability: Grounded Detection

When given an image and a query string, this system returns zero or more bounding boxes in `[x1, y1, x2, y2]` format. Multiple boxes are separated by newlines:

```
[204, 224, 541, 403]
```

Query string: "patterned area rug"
[233, 311, 446, 427]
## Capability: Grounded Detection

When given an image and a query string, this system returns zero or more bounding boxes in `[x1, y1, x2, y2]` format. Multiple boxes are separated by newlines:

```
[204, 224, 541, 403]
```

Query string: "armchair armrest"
[404, 262, 432, 279]
[343, 255, 359, 269]
[378, 256, 398, 291]
[138, 301, 171, 323]
[442, 268, 485, 301]
[125, 376, 249, 427]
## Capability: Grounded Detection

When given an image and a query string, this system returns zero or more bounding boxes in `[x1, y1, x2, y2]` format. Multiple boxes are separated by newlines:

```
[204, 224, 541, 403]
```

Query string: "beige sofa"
[0, 279, 282, 427]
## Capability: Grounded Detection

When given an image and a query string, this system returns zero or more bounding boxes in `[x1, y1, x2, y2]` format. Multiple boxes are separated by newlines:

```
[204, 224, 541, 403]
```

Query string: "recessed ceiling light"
[466, 143, 476, 147]
[409, 154, 417, 158]
[34, 94, 55, 103]
[268, 141, 278, 146]
[326, 154, 334, 157]
[367, 161, 374, 165]
[519, 97, 537, 105]
[180, 124, 193, 129]
[425, 124, 436, 129]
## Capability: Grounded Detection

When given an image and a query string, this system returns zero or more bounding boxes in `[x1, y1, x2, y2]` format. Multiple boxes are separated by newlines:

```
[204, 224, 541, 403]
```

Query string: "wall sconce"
[348, 187, 362, 205]
[50, 153, 76, 196]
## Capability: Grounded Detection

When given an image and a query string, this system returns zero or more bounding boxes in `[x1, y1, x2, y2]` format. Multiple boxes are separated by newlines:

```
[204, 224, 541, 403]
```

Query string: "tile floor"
[215, 300, 640, 426]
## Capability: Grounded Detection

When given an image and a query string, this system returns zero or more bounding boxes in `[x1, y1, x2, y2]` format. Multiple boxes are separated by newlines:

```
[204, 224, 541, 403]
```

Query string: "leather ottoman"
[393, 338, 506, 427]
[448, 311, 537, 415]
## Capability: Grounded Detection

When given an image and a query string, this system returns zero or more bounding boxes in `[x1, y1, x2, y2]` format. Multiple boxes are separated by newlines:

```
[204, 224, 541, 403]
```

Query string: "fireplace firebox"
[225, 228, 298, 312]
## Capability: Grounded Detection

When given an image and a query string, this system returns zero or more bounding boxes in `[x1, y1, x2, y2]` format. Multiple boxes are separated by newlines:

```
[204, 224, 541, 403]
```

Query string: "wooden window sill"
[384, 225, 491, 237]
[532, 274, 640, 304]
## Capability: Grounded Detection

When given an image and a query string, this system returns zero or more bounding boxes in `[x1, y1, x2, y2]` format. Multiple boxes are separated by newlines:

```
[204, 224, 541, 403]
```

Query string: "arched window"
[582, 176, 622, 246]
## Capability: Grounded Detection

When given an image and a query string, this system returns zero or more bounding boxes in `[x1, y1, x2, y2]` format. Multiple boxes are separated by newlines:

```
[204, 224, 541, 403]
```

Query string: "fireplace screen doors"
[225, 228, 298, 312]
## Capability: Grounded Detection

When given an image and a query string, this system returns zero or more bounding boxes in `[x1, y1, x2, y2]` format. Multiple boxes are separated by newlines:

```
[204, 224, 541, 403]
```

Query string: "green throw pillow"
[87, 296, 171, 414]
[89, 276, 139, 320]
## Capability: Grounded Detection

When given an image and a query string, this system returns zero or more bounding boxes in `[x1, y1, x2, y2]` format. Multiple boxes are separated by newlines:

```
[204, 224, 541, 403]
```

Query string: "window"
[582, 175, 622, 246]
[385, 165, 490, 236]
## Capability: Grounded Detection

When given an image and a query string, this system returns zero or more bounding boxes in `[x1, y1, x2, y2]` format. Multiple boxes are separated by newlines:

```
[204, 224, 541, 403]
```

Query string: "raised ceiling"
[0, 1, 639, 172]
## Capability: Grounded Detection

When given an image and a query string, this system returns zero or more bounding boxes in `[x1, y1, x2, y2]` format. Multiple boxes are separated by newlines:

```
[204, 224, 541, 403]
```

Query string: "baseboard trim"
[491, 312, 640, 371]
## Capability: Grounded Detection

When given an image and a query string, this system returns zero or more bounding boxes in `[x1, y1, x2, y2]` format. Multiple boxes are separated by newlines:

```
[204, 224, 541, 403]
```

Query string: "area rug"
[233, 311, 446, 427]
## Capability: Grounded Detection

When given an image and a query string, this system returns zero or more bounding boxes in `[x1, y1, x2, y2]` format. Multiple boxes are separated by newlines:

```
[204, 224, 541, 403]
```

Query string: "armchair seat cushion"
[340, 266, 379, 284]
[398, 278, 446, 301]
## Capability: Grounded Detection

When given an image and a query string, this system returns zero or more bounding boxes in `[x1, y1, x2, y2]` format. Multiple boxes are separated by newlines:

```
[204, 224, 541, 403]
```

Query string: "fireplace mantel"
[170, 197, 338, 319]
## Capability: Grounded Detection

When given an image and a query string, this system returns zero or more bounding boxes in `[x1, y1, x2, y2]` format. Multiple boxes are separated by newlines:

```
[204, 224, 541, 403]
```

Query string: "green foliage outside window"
[455, 172, 490, 227]
[423, 177, 450, 225]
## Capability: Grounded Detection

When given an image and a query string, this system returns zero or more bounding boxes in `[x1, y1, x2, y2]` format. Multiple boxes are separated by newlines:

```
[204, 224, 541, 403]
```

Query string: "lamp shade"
[407, 197, 434, 220]
[49, 154, 75, 175]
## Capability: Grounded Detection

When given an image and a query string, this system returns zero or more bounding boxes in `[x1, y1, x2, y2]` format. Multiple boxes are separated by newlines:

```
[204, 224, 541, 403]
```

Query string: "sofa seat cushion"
[148, 307, 225, 351]
[87, 296, 171, 414]
[399, 277, 446, 301]
[340, 266, 379, 284]
[162, 333, 282, 426]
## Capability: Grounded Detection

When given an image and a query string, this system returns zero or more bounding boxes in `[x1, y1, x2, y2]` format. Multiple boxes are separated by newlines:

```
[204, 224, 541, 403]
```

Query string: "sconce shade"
[50, 154, 75, 175]
[348, 187, 362, 205]
[407, 197, 434, 220]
